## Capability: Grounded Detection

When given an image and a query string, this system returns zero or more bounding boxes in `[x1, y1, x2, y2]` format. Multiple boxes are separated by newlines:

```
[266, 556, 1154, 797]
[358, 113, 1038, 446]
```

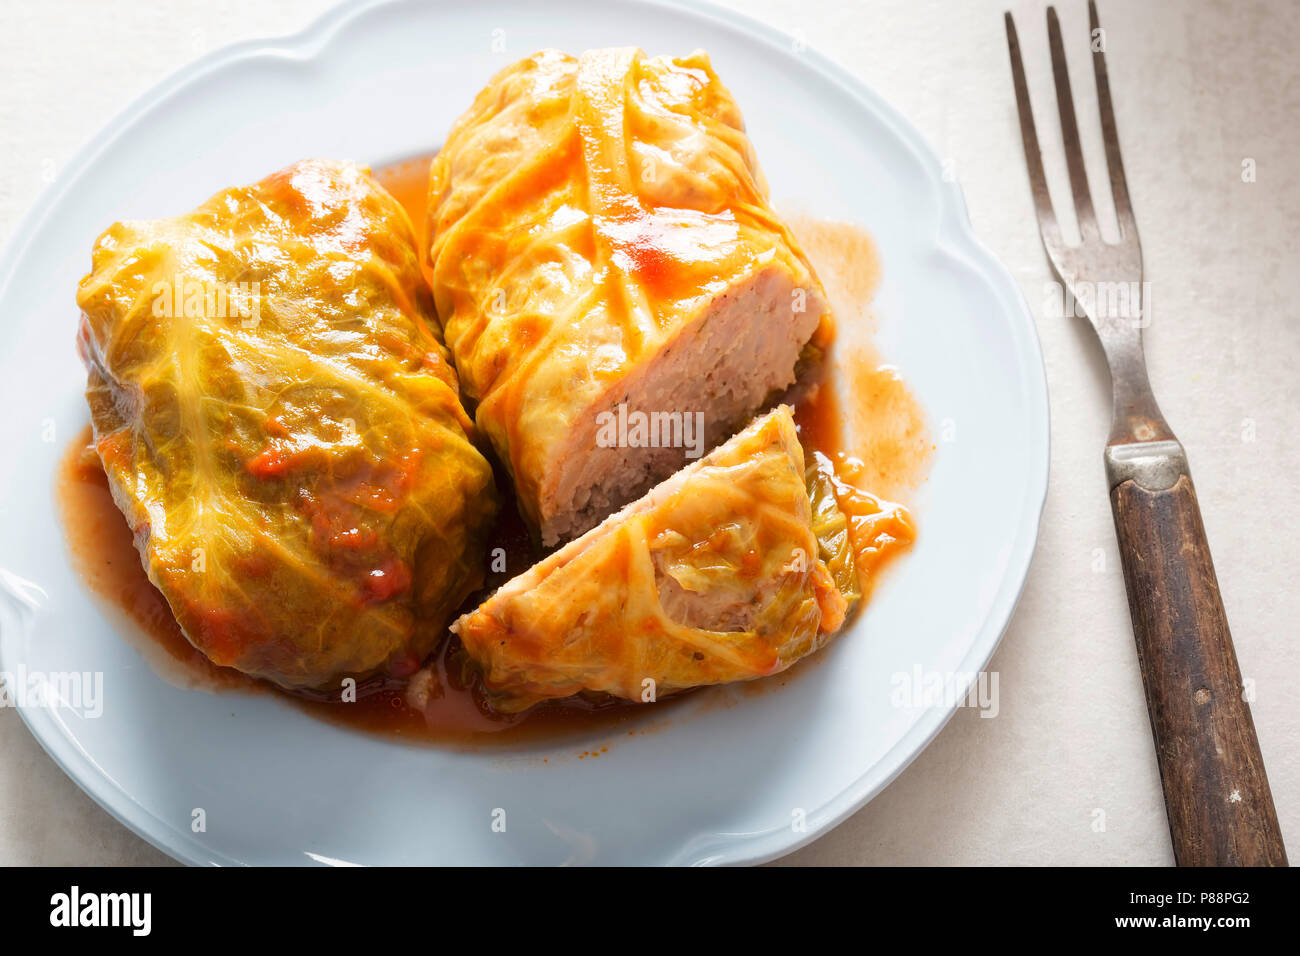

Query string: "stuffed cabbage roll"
[428, 48, 832, 545]
[75, 159, 498, 690]
[452, 406, 851, 712]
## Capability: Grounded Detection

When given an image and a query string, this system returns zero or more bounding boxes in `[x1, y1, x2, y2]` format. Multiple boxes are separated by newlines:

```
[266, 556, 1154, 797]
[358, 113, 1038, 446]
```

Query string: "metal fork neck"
[1101, 327, 1175, 447]
[1101, 326, 1184, 491]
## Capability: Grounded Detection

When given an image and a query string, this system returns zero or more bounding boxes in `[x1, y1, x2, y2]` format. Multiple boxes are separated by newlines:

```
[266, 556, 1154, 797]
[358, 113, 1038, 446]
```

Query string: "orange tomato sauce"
[786, 213, 931, 594]
[52, 156, 930, 747]
[373, 154, 433, 271]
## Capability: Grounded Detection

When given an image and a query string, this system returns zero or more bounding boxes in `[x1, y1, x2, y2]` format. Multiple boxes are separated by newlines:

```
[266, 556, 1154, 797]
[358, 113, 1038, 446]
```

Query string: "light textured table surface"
[1, 0, 1295, 866]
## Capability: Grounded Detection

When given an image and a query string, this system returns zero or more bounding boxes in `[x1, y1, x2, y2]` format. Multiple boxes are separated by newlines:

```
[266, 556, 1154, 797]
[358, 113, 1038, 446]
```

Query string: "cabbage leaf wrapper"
[428, 47, 832, 545]
[76, 159, 498, 690]
[806, 453, 862, 615]
[453, 406, 849, 712]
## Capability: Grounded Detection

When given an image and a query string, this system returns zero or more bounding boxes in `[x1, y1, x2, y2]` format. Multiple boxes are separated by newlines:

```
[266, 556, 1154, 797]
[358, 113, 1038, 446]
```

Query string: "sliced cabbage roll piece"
[452, 405, 850, 712]
[75, 159, 498, 690]
[428, 47, 833, 545]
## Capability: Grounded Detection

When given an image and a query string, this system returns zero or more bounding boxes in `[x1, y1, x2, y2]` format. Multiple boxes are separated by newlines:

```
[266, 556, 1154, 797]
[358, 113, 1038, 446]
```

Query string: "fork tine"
[1046, 6, 1099, 243]
[1089, 0, 1137, 241]
[1004, 12, 1062, 251]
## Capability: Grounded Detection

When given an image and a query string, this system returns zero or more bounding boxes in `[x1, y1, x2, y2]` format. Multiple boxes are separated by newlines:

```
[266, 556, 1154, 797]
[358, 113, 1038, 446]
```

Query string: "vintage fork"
[1005, 2, 1286, 866]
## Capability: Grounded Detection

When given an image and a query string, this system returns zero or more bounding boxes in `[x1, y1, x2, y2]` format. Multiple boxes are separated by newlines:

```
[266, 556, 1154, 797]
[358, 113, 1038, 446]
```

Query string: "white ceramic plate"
[0, 0, 1047, 865]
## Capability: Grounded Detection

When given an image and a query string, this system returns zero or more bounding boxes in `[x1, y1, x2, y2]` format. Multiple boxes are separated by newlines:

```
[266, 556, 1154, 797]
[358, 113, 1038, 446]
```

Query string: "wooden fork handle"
[1109, 463, 1287, 866]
